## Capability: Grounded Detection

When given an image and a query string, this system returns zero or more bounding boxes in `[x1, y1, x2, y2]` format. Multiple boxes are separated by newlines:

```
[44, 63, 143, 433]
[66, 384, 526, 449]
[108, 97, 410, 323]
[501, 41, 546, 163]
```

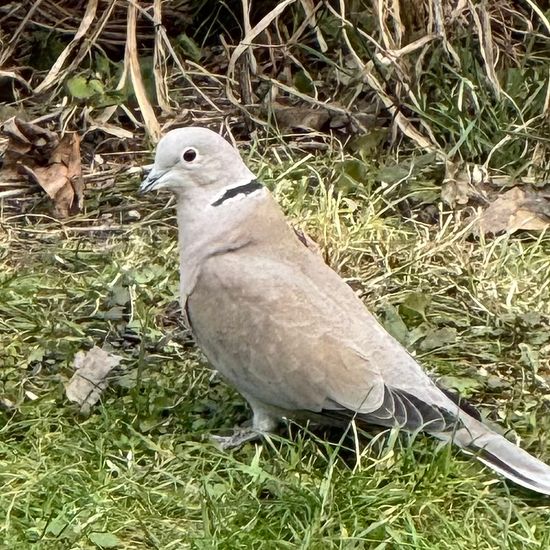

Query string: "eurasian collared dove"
[140, 126, 550, 495]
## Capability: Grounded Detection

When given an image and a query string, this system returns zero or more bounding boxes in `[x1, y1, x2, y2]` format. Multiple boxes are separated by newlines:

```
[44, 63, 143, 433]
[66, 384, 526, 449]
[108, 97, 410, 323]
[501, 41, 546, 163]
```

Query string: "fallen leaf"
[20, 133, 83, 217]
[88, 532, 121, 548]
[487, 375, 511, 390]
[269, 104, 330, 131]
[438, 375, 482, 396]
[477, 186, 549, 235]
[380, 304, 410, 346]
[441, 161, 550, 235]
[419, 326, 457, 351]
[45, 515, 70, 537]
[441, 161, 489, 207]
[2, 117, 59, 162]
[66, 346, 122, 413]
[1, 117, 84, 217]
[400, 292, 431, 322]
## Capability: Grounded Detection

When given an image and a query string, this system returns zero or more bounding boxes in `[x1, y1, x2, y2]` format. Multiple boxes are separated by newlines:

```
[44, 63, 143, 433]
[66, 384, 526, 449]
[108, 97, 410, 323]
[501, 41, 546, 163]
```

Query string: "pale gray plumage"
[140, 126, 550, 495]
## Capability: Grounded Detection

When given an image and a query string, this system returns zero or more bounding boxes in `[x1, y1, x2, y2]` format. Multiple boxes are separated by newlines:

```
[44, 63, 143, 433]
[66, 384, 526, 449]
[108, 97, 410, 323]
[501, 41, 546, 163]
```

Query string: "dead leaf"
[2, 117, 59, 163]
[442, 161, 550, 236]
[477, 186, 550, 235]
[1, 117, 83, 217]
[419, 327, 457, 351]
[380, 304, 410, 346]
[441, 161, 489, 207]
[438, 374, 482, 396]
[270, 104, 330, 132]
[66, 346, 122, 413]
[400, 292, 431, 322]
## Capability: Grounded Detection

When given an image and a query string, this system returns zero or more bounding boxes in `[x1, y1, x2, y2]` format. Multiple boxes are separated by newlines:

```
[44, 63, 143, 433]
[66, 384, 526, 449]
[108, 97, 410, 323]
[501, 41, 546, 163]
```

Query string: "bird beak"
[139, 167, 166, 194]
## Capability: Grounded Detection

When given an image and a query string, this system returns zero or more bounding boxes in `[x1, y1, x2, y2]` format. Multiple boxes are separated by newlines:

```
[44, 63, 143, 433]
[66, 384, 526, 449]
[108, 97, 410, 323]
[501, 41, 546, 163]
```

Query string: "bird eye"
[182, 148, 197, 162]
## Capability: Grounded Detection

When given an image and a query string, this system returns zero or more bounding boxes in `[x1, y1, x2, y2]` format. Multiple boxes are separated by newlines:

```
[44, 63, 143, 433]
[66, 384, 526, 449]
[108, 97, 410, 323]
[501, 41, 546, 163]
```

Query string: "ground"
[1, 137, 550, 549]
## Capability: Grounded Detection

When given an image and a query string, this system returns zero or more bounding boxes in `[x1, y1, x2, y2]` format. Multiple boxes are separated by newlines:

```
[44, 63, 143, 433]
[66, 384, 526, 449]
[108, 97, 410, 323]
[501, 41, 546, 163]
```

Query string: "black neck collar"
[211, 179, 263, 207]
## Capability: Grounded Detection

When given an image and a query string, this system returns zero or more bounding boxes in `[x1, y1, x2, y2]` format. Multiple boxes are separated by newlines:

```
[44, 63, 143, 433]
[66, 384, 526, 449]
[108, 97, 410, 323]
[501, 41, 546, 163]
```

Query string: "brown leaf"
[477, 187, 550, 235]
[66, 347, 122, 414]
[1, 118, 83, 218]
[442, 161, 550, 236]
[270, 104, 330, 131]
[20, 164, 68, 199]
[2, 117, 59, 164]
[441, 161, 489, 207]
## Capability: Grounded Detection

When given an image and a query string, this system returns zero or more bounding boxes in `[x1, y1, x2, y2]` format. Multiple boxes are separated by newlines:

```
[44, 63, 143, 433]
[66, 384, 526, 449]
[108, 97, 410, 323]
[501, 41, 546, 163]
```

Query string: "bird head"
[139, 127, 255, 197]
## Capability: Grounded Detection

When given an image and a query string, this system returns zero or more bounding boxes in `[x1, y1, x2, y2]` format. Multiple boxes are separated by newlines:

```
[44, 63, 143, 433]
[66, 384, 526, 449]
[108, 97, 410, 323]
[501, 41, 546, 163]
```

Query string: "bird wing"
[187, 242, 459, 432]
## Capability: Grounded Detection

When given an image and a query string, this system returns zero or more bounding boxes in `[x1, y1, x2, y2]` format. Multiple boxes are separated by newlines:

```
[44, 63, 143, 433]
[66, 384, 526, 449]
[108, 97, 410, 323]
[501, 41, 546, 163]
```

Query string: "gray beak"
[139, 167, 165, 194]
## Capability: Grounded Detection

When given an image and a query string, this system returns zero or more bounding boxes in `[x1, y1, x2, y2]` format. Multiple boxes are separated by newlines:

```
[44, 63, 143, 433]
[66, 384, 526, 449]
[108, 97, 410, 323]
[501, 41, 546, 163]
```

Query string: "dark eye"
[182, 148, 197, 162]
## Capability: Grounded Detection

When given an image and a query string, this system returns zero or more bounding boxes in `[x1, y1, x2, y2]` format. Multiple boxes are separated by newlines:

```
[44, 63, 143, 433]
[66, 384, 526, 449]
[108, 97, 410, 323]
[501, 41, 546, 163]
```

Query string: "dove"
[140, 126, 550, 495]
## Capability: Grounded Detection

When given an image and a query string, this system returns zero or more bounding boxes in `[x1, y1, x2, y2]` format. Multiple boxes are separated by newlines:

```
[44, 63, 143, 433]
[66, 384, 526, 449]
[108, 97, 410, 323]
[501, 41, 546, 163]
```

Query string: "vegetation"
[1, 1, 550, 548]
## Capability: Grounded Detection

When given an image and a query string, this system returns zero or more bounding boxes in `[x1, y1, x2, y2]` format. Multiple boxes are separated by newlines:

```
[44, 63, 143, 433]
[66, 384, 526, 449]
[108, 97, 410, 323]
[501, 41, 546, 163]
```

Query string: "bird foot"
[210, 427, 263, 450]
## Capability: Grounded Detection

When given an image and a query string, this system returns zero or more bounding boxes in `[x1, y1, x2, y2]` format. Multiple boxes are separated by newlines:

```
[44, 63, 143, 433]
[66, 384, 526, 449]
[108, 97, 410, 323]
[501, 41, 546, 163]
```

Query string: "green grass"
[1, 140, 550, 549]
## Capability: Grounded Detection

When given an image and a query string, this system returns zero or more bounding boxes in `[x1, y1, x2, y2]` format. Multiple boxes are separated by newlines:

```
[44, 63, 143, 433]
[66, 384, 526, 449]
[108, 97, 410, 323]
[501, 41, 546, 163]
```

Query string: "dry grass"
[2, 136, 550, 547]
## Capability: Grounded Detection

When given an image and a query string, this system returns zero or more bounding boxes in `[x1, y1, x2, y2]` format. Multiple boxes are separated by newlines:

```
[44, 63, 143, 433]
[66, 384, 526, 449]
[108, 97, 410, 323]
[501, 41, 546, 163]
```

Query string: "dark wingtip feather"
[436, 383, 482, 421]
[474, 447, 534, 486]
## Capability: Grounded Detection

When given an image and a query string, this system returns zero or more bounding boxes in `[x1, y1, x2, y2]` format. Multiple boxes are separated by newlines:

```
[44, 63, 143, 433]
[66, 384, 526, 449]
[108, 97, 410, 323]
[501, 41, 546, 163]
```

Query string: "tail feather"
[443, 415, 550, 495]
[326, 385, 550, 495]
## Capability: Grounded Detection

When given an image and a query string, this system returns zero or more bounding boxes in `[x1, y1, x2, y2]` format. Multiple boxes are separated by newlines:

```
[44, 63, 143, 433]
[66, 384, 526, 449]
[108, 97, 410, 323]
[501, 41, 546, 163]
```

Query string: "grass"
[1, 1, 550, 546]
[1, 135, 550, 548]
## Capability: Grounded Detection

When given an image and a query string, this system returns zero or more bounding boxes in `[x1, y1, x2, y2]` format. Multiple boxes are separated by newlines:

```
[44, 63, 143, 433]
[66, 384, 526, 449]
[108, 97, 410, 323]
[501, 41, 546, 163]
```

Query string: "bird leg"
[211, 400, 280, 450]
[211, 427, 263, 450]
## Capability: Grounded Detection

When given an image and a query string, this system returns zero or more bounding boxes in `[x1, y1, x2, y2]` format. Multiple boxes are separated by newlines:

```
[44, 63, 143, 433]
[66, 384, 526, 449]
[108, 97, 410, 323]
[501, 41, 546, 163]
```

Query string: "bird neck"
[175, 181, 267, 247]
[175, 183, 290, 299]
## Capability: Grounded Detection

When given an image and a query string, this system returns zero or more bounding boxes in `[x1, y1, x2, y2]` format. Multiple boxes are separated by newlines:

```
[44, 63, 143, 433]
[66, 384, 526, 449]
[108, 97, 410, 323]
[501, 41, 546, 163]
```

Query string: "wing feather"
[187, 244, 464, 432]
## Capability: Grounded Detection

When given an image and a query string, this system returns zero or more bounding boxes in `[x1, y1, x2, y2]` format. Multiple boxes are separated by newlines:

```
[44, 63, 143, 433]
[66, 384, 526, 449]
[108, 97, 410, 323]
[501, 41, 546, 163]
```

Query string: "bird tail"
[327, 385, 550, 494]
[443, 414, 550, 495]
